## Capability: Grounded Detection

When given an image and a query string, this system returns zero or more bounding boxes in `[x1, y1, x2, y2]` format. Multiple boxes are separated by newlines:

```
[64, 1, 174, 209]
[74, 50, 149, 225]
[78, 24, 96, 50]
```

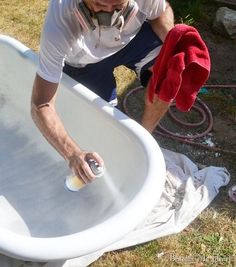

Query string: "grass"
[200, 90, 236, 117]
[169, 0, 203, 25]
[0, 0, 48, 51]
[90, 209, 235, 267]
[0, 1, 235, 267]
[169, 0, 219, 25]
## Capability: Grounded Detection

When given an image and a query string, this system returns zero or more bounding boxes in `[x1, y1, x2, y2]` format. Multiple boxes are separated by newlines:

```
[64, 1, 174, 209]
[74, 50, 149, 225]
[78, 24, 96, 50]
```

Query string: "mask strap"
[115, 15, 125, 41]
[74, 1, 96, 32]
[122, 0, 139, 29]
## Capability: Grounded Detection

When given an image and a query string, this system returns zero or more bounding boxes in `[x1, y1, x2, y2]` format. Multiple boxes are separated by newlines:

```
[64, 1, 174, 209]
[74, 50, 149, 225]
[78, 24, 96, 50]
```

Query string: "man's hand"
[68, 151, 104, 184]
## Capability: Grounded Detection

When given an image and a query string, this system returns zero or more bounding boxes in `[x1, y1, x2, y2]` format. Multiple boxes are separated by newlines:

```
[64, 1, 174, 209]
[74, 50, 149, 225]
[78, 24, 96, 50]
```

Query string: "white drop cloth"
[0, 148, 230, 267]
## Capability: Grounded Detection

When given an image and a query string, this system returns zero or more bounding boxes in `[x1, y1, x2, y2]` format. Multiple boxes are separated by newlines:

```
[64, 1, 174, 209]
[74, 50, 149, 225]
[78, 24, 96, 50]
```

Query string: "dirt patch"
[116, 16, 236, 213]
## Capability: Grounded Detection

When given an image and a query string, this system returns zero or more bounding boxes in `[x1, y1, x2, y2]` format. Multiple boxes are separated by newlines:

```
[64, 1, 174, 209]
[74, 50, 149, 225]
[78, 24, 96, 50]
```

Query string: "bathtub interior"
[0, 38, 161, 240]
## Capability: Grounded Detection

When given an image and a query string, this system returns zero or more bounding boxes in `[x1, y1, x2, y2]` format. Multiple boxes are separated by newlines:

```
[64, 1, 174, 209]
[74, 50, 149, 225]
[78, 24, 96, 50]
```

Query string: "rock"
[215, 0, 236, 8]
[213, 7, 236, 39]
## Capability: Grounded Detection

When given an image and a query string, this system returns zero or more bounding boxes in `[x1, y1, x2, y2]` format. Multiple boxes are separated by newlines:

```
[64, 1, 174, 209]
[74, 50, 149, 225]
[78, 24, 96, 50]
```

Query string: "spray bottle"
[65, 158, 104, 192]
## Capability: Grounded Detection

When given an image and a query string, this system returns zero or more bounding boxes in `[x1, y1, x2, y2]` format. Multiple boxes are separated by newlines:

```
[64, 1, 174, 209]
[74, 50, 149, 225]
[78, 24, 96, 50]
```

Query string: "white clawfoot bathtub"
[0, 35, 166, 262]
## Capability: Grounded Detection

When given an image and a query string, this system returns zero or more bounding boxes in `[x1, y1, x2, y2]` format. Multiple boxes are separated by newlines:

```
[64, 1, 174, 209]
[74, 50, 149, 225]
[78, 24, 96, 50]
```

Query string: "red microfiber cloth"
[148, 24, 211, 112]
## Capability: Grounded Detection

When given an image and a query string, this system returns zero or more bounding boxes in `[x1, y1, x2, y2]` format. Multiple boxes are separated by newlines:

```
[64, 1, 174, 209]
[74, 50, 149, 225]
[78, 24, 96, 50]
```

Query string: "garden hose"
[121, 85, 236, 155]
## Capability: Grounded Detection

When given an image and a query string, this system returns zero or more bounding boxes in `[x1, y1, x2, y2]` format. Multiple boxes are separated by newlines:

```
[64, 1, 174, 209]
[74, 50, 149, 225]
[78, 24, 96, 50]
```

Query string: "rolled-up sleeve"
[37, 32, 65, 83]
[142, 0, 166, 20]
[37, 1, 71, 83]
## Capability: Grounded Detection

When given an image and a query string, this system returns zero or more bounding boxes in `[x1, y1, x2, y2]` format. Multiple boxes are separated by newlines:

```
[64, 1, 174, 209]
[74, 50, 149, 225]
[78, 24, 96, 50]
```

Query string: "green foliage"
[169, 0, 205, 25]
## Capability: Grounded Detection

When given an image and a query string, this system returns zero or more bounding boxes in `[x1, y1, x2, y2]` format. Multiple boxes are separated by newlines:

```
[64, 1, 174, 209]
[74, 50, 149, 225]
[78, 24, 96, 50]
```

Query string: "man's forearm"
[31, 74, 103, 181]
[31, 103, 81, 161]
[141, 2, 174, 132]
[150, 1, 174, 42]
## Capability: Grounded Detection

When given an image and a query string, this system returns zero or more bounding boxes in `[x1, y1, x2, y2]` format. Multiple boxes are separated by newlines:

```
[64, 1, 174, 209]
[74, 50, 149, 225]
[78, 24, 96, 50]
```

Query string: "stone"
[215, 0, 236, 8]
[213, 7, 236, 39]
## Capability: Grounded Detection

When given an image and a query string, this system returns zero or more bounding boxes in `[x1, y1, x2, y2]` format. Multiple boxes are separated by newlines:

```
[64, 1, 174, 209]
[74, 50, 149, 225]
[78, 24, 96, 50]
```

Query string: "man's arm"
[141, 1, 174, 133]
[150, 1, 174, 42]
[31, 74, 104, 183]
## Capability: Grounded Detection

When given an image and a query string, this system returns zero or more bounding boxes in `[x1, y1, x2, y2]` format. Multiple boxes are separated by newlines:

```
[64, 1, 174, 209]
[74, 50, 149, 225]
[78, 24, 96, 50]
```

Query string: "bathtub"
[0, 35, 166, 262]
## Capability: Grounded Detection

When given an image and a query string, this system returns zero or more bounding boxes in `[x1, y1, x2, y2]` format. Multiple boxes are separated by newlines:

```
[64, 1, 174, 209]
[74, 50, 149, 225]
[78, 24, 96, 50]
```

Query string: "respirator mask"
[74, 0, 139, 32]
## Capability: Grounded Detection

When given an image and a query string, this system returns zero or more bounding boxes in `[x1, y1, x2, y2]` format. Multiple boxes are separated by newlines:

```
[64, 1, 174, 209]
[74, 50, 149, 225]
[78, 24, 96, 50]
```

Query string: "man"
[31, 0, 174, 184]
